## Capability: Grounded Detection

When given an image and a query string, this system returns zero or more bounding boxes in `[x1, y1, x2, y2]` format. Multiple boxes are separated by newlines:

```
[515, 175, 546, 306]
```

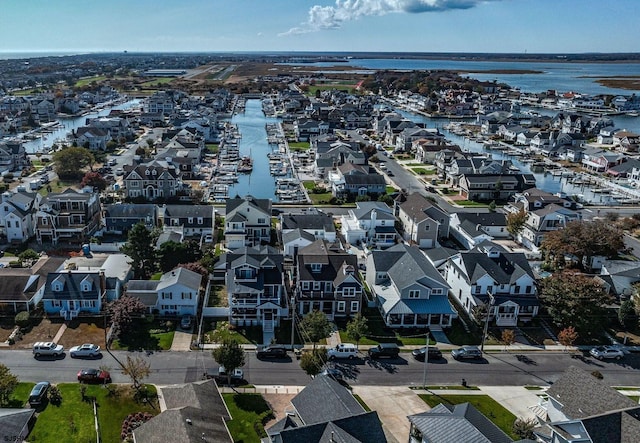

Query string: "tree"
[488, 200, 497, 212]
[0, 364, 19, 406]
[618, 299, 637, 330]
[506, 208, 527, 238]
[52, 146, 94, 179]
[176, 262, 209, 279]
[541, 220, 624, 271]
[121, 223, 157, 279]
[501, 329, 516, 351]
[18, 249, 40, 267]
[299, 310, 333, 349]
[81, 171, 107, 191]
[108, 295, 147, 338]
[558, 326, 579, 351]
[346, 313, 369, 350]
[512, 417, 536, 440]
[158, 240, 201, 272]
[300, 348, 327, 376]
[539, 273, 612, 336]
[121, 355, 151, 389]
[212, 339, 245, 386]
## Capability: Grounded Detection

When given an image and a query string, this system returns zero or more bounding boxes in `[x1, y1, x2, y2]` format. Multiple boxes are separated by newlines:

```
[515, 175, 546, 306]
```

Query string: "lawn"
[411, 168, 436, 175]
[418, 394, 518, 439]
[288, 141, 310, 151]
[110, 320, 175, 351]
[445, 318, 481, 346]
[386, 185, 398, 194]
[28, 384, 158, 443]
[8, 382, 35, 408]
[303, 181, 333, 205]
[206, 143, 219, 154]
[202, 320, 261, 345]
[337, 309, 435, 346]
[207, 285, 228, 307]
[38, 179, 80, 196]
[75, 75, 107, 87]
[455, 200, 491, 207]
[223, 393, 273, 443]
[140, 77, 176, 87]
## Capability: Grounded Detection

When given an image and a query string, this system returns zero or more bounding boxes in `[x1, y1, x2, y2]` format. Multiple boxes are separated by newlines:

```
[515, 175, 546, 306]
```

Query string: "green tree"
[158, 240, 202, 272]
[618, 299, 637, 330]
[506, 208, 527, 238]
[121, 222, 157, 278]
[299, 310, 333, 349]
[512, 417, 536, 440]
[18, 249, 40, 267]
[0, 364, 19, 406]
[488, 200, 497, 212]
[501, 329, 516, 351]
[300, 348, 327, 376]
[52, 146, 94, 179]
[346, 313, 369, 350]
[539, 272, 612, 336]
[212, 339, 246, 386]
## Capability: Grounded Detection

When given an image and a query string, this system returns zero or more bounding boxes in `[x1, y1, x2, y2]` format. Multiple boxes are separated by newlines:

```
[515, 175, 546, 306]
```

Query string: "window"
[188, 217, 194, 224]
[350, 301, 359, 312]
[302, 281, 309, 290]
[197, 217, 203, 225]
[258, 218, 266, 224]
[425, 224, 430, 231]
[6, 221, 10, 228]
[311, 263, 321, 273]
[431, 288, 443, 295]
[51, 300, 62, 307]
[181, 293, 192, 300]
[343, 287, 356, 297]
[514, 285, 520, 293]
[325, 282, 332, 292]
[162, 292, 172, 300]
[409, 290, 420, 299]
[313, 281, 321, 291]
[525, 286, 532, 294]
[337, 301, 345, 312]
[474, 286, 482, 294]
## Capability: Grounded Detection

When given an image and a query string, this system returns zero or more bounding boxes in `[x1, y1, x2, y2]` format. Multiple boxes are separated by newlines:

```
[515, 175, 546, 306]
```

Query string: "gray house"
[396, 193, 449, 249]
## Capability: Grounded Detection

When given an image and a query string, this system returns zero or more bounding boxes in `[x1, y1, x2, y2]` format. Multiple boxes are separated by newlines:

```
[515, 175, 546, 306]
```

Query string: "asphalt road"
[5, 349, 640, 387]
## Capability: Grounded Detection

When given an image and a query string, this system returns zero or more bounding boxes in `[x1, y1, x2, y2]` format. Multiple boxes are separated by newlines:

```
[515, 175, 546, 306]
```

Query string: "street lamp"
[480, 290, 495, 352]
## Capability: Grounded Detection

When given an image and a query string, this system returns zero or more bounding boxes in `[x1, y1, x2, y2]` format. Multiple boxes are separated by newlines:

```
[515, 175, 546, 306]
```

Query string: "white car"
[589, 345, 624, 360]
[69, 343, 102, 358]
[218, 366, 244, 379]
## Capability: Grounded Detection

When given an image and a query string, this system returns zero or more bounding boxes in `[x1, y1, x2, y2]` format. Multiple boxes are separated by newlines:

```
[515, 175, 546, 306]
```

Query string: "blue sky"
[1, 0, 639, 54]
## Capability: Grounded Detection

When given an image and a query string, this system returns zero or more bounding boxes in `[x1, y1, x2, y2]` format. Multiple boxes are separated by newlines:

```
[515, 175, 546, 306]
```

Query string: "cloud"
[281, 0, 495, 35]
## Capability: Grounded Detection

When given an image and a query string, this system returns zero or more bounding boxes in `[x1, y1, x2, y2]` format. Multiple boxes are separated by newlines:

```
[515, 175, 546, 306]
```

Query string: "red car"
[77, 368, 111, 384]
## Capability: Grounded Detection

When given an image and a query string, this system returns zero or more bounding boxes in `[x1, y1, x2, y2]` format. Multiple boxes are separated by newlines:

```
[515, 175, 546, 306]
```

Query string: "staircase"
[263, 319, 274, 333]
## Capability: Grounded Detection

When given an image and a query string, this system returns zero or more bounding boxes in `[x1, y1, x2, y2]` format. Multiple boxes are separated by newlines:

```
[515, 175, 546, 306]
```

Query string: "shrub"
[15, 311, 30, 328]
[49, 385, 63, 405]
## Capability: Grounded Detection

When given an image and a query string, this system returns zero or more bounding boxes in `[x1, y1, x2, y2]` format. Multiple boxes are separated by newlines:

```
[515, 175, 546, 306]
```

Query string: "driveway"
[170, 329, 193, 351]
[352, 385, 428, 443]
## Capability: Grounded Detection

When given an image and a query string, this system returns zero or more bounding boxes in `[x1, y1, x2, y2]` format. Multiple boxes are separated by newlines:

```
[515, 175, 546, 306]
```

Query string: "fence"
[202, 307, 229, 317]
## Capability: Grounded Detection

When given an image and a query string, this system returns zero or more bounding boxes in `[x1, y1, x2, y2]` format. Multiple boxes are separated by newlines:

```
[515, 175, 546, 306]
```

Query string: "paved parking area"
[170, 329, 193, 351]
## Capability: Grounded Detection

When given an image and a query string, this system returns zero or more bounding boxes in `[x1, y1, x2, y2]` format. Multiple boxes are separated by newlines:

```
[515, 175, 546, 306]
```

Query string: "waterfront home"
[606, 158, 640, 177]
[314, 140, 366, 177]
[86, 116, 134, 141]
[122, 160, 182, 200]
[612, 130, 640, 152]
[394, 127, 443, 153]
[72, 127, 111, 151]
[395, 192, 449, 249]
[36, 189, 101, 245]
[280, 209, 336, 256]
[0, 140, 28, 172]
[222, 246, 286, 332]
[0, 190, 40, 243]
[449, 212, 508, 249]
[580, 146, 625, 173]
[147, 91, 176, 115]
[444, 241, 538, 326]
[103, 203, 157, 234]
[340, 201, 397, 248]
[294, 239, 363, 320]
[458, 173, 536, 202]
[330, 163, 386, 198]
[412, 137, 453, 164]
[159, 204, 215, 238]
[366, 244, 455, 329]
[62, 253, 133, 303]
[126, 267, 202, 316]
[294, 118, 330, 141]
[224, 195, 272, 249]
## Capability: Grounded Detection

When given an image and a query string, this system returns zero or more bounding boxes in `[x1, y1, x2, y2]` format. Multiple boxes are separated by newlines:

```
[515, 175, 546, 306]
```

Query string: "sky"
[1, 0, 640, 54]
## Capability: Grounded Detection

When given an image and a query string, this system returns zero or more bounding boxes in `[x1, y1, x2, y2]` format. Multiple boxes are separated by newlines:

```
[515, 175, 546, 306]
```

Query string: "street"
[4, 349, 640, 387]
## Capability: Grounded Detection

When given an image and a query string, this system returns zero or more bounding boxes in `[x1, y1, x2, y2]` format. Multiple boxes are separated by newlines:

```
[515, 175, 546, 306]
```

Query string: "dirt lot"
[56, 319, 107, 349]
[263, 393, 296, 427]
[13, 317, 61, 349]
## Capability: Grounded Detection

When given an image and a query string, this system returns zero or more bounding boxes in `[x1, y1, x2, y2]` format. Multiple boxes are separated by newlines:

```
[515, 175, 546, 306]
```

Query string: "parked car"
[69, 343, 101, 358]
[77, 368, 111, 384]
[589, 345, 624, 360]
[180, 314, 194, 330]
[28, 381, 51, 407]
[327, 343, 358, 360]
[33, 342, 64, 358]
[204, 234, 213, 243]
[412, 346, 443, 362]
[368, 343, 400, 359]
[256, 345, 288, 359]
[451, 346, 482, 361]
[207, 367, 244, 385]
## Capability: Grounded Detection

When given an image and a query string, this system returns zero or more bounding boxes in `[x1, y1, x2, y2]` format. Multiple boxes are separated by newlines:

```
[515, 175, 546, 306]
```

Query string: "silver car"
[451, 346, 482, 360]
[589, 345, 624, 360]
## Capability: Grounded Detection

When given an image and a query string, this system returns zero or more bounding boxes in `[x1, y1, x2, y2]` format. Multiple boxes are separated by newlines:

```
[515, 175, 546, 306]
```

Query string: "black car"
[411, 346, 442, 362]
[367, 343, 400, 359]
[29, 381, 51, 407]
[256, 345, 288, 359]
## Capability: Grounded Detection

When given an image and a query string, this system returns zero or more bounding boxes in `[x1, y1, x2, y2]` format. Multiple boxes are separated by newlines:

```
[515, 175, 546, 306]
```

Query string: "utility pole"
[480, 290, 495, 352]
[422, 330, 429, 389]
[290, 295, 296, 351]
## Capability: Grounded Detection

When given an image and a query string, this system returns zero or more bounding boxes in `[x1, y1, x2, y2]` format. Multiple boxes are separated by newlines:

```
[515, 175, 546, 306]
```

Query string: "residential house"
[458, 173, 536, 202]
[36, 189, 101, 245]
[133, 380, 232, 443]
[340, 201, 397, 248]
[126, 267, 202, 316]
[42, 270, 106, 320]
[280, 209, 336, 257]
[581, 146, 625, 172]
[159, 204, 215, 238]
[266, 374, 386, 443]
[86, 116, 134, 141]
[412, 138, 454, 164]
[597, 260, 640, 299]
[62, 253, 133, 303]
[449, 212, 508, 249]
[504, 189, 582, 250]
[395, 127, 443, 153]
[444, 241, 539, 326]
[224, 195, 272, 249]
[123, 160, 182, 200]
[147, 91, 175, 116]
[295, 240, 363, 320]
[73, 127, 111, 151]
[534, 366, 640, 443]
[0, 256, 65, 313]
[103, 203, 157, 234]
[0, 140, 28, 173]
[408, 403, 514, 443]
[294, 118, 330, 141]
[0, 190, 40, 243]
[330, 163, 387, 198]
[314, 140, 365, 177]
[396, 193, 449, 249]
[223, 246, 286, 334]
[366, 244, 455, 329]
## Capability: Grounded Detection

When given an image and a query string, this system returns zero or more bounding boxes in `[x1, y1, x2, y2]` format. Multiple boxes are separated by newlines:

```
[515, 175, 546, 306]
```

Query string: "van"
[327, 343, 358, 360]
[368, 343, 400, 359]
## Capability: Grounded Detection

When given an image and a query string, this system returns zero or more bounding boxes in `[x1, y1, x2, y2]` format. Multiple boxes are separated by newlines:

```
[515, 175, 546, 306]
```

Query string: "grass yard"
[206, 143, 219, 154]
[288, 141, 310, 151]
[75, 75, 107, 87]
[337, 309, 435, 346]
[445, 318, 481, 346]
[202, 320, 261, 345]
[28, 384, 158, 443]
[386, 185, 398, 194]
[455, 200, 491, 207]
[207, 285, 228, 307]
[223, 393, 274, 443]
[8, 382, 35, 408]
[111, 320, 175, 351]
[38, 179, 81, 196]
[140, 77, 176, 87]
[418, 394, 518, 439]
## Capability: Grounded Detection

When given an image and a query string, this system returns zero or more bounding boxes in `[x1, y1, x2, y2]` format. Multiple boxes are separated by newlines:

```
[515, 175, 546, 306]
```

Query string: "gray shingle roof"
[387, 244, 449, 290]
[291, 374, 364, 424]
[156, 267, 202, 291]
[281, 213, 336, 233]
[278, 411, 387, 443]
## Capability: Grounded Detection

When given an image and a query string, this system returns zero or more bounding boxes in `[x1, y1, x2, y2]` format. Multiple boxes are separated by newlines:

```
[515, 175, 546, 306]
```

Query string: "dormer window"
[81, 276, 93, 292]
[52, 276, 65, 292]
[311, 263, 322, 273]
[409, 290, 420, 299]
[145, 170, 150, 175]
[152, 170, 157, 175]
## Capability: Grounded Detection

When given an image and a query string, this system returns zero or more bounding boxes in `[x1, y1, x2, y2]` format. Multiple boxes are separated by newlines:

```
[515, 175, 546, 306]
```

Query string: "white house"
[0, 191, 40, 243]
[340, 202, 397, 247]
[126, 267, 202, 316]
[449, 212, 508, 250]
[225, 195, 272, 249]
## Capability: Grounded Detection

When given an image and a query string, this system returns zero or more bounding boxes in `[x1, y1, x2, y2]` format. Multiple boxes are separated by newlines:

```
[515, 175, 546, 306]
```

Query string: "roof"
[156, 267, 202, 292]
[104, 203, 156, 219]
[283, 228, 316, 244]
[162, 204, 214, 219]
[352, 202, 395, 221]
[0, 408, 35, 440]
[281, 213, 336, 233]
[225, 195, 271, 215]
[546, 366, 638, 420]
[42, 271, 102, 301]
[399, 193, 448, 223]
[454, 250, 535, 286]
[277, 411, 387, 443]
[408, 403, 513, 443]
[297, 240, 359, 284]
[291, 374, 364, 424]
[387, 244, 449, 290]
